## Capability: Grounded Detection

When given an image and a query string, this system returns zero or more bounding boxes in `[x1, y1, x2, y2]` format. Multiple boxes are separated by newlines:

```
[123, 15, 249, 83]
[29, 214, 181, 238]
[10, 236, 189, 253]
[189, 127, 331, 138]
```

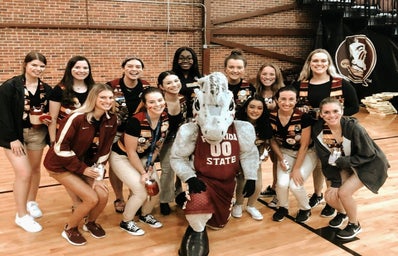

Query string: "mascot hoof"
[178, 226, 209, 256]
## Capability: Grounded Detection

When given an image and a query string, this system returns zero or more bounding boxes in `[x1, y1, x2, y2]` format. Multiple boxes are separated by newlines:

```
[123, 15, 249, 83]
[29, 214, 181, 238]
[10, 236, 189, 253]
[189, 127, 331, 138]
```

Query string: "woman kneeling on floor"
[270, 86, 317, 223]
[312, 97, 389, 239]
[44, 84, 117, 246]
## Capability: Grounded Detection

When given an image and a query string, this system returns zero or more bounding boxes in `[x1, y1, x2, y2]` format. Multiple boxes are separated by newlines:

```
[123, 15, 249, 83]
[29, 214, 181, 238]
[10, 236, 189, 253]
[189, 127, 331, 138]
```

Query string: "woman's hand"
[141, 172, 149, 184]
[279, 159, 289, 171]
[83, 166, 99, 179]
[10, 140, 25, 156]
[40, 113, 52, 126]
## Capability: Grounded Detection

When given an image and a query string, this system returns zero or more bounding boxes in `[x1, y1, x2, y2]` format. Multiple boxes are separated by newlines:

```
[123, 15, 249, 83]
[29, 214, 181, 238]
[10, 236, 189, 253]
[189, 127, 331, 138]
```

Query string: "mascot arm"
[170, 123, 199, 182]
[235, 120, 259, 180]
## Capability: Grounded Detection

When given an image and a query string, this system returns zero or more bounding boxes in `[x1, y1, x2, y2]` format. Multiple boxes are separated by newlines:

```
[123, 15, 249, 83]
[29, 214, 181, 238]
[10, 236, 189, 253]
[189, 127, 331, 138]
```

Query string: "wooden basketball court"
[0, 108, 397, 255]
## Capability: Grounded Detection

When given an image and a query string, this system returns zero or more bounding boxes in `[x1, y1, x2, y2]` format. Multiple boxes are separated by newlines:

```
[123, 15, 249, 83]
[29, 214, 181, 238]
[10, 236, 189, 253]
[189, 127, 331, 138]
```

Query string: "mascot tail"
[178, 226, 209, 256]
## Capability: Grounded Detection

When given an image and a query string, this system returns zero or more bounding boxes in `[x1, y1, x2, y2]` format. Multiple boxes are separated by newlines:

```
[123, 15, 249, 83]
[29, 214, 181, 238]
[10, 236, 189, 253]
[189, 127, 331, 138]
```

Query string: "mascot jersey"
[184, 124, 240, 229]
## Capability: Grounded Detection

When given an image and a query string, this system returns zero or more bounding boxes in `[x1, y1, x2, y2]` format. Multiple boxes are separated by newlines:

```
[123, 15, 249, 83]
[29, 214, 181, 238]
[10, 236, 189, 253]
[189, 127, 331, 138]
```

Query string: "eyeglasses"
[178, 57, 193, 62]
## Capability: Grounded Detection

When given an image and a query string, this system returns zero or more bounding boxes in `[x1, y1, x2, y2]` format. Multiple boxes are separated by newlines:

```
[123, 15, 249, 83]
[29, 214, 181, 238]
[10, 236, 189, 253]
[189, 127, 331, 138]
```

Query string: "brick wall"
[0, 0, 316, 86]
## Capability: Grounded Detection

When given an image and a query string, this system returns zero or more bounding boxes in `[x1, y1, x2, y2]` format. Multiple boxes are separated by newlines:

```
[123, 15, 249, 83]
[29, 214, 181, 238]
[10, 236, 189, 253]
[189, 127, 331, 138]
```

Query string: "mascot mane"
[193, 72, 235, 145]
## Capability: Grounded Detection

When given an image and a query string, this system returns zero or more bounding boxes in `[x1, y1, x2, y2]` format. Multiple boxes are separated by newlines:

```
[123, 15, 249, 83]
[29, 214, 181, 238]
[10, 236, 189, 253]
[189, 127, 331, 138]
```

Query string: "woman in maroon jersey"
[44, 83, 117, 246]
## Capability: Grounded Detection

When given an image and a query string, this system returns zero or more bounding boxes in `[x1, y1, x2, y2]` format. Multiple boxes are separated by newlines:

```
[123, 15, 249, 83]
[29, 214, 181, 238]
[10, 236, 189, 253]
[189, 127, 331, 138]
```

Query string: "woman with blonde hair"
[44, 83, 117, 246]
[294, 48, 359, 219]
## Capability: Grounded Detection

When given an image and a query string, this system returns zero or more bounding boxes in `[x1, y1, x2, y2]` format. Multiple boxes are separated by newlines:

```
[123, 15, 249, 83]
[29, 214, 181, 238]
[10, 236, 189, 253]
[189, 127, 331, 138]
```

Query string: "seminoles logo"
[335, 35, 377, 86]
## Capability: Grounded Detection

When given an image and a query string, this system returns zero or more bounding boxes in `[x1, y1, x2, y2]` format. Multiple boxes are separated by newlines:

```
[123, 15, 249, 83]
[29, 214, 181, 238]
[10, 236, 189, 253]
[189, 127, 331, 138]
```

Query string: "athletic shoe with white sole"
[329, 212, 348, 228]
[62, 225, 87, 246]
[15, 213, 42, 233]
[231, 204, 243, 218]
[120, 220, 145, 236]
[27, 201, 43, 218]
[139, 214, 163, 228]
[246, 206, 263, 220]
[336, 222, 362, 239]
[268, 195, 278, 208]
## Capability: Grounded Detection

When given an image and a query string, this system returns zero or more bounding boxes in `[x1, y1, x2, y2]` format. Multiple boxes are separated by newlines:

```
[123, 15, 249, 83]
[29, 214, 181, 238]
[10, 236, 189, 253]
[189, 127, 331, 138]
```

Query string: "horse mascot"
[170, 72, 259, 256]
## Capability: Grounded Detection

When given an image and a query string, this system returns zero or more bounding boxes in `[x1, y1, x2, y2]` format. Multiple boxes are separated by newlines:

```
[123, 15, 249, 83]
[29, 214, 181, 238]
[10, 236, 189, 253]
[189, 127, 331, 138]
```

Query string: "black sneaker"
[259, 185, 276, 198]
[295, 209, 311, 223]
[329, 212, 348, 228]
[336, 222, 362, 239]
[272, 207, 288, 222]
[309, 193, 323, 208]
[139, 214, 163, 228]
[321, 203, 336, 217]
[120, 220, 145, 236]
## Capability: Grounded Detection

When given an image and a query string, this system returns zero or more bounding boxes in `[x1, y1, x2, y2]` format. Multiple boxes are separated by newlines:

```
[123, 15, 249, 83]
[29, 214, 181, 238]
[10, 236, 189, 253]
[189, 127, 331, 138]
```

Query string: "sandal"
[114, 199, 125, 213]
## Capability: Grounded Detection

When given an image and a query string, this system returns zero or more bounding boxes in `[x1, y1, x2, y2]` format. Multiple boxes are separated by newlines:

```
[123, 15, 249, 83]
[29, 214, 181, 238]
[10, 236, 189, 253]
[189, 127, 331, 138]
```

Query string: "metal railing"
[298, 0, 398, 38]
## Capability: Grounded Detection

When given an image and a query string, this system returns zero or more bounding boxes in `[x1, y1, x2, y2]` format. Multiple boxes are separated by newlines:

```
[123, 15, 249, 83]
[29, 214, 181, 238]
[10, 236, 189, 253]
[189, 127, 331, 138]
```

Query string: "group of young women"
[0, 47, 388, 247]
[224, 48, 388, 241]
[0, 47, 201, 246]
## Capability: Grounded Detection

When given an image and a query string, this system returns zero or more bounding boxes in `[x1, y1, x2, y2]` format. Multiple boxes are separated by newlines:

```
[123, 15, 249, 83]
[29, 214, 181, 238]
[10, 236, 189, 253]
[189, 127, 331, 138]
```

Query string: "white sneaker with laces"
[246, 206, 263, 220]
[231, 204, 243, 218]
[27, 201, 43, 218]
[15, 213, 42, 232]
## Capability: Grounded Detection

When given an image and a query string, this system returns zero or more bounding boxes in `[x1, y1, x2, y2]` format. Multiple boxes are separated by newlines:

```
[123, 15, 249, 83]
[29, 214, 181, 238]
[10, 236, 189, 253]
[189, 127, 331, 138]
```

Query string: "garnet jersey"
[193, 124, 241, 181]
[185, 124, 241, 228]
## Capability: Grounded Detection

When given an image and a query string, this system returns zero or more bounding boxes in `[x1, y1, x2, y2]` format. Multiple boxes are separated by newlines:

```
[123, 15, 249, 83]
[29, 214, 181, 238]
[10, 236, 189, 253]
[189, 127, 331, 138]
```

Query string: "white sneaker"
[27, 201, 43, 218]
[15, 213, 42, 232]
[231, 204, 243, 218]
[246, 206, 263, 220]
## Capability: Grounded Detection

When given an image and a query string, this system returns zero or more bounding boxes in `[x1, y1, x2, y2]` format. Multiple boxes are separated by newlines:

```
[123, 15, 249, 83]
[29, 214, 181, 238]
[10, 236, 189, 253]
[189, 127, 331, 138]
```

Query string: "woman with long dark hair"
[233, 95, 273, 220]
[0, 51, 52, 232]
[48, 55, 96, 212]
[172, 47, 202, 119]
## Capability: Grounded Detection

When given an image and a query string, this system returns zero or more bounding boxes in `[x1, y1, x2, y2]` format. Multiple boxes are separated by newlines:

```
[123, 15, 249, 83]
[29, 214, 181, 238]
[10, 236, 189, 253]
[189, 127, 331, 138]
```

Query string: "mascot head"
[193, 72, 235, 145]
